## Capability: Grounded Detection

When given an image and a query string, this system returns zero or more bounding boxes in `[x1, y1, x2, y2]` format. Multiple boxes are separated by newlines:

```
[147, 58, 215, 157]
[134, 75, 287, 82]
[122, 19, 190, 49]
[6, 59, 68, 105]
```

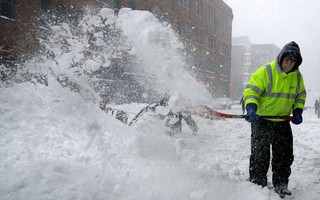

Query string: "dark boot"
[250, 177, 267, 187]
[274, 184, 291, 198]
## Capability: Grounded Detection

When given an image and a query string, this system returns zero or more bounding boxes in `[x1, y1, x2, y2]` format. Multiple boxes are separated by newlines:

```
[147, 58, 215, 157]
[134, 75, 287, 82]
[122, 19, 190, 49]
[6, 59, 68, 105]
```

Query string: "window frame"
[1, 0, 15, 19]
[206, 37, 216, 51]
[221, 18, 228, 33]
[194, 30, 203, 46]
[194, 53, 203, 68]
[207, 8, 215, 25]
[178, 0, 190, 10]
[196, 0, 202, 18]
[220, 65, 228, 76]
[205, 59, 215, 73]
[220, 43, 229, 56]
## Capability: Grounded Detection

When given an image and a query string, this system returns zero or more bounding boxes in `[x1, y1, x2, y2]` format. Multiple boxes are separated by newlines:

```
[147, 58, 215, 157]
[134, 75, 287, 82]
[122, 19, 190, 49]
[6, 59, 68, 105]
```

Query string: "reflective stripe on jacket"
[243, 60, 306, 121]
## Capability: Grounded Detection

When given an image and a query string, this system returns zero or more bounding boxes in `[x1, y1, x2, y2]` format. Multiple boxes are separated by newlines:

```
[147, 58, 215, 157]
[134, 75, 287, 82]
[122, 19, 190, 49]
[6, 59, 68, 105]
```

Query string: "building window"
[40, 0, 52, 26]
[194, 31, 203, 46]
[221, 18, 228, 33]
[206, 37, 216, 51]
[1, 0, 15, 19]
[196, 0, 202, 17]
[244, 55, 251, 64]
[56, 4, 66, 24]
[220, 65, 228, 76]
[178, 0, 190, 10]
[205, 59, 215, 73]
[128, 0, 136, 10]
[194, 53, 203, 68]
[177, 23, 191, 39]
[220, 43, 229, 56]
[207, 8, 215, 25]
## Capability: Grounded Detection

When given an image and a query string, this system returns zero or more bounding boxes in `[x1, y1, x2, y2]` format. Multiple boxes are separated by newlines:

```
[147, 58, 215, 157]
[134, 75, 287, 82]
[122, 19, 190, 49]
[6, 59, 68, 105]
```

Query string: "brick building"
[0, 0, 101, 62]
[0, 0, 39, 62]
[0, 0, 233, 97]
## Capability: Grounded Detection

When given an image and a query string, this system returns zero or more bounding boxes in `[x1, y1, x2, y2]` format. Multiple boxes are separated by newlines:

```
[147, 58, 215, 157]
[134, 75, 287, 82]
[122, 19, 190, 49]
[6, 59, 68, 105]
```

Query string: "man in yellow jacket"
[243, 41, 306, 198]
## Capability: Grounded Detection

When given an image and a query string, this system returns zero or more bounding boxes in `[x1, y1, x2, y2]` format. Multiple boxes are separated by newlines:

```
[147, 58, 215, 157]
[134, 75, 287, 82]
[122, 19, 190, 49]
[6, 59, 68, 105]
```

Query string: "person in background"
[314, 99, 319, 115]
[243, 41, 306, 198]
[318, 98, 320, 118]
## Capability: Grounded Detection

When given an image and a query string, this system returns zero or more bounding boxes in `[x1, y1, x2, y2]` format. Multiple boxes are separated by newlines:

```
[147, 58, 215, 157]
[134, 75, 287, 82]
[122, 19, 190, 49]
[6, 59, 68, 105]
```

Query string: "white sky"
[223, 0, 320, 93]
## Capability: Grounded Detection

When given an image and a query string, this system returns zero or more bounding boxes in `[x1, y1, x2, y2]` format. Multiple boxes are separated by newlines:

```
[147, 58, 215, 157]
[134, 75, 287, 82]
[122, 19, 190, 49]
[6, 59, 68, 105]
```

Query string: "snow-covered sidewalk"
[1, 82, 320, 200]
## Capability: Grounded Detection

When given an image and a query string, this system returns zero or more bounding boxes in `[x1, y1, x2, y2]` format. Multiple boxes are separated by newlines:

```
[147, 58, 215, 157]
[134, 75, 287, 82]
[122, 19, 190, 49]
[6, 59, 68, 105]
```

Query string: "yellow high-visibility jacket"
[243, 60, 306, 121]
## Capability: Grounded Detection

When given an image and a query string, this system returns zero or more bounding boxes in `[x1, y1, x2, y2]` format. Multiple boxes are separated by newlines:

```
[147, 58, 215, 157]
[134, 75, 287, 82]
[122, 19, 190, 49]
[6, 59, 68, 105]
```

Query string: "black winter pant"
[249, 119, 294, 187]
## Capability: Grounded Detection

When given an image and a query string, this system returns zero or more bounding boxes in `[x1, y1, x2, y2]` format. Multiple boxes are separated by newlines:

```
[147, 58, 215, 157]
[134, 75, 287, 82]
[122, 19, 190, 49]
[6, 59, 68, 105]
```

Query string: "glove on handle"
[291, 108, 303, 125]
[246, 103, 260, 123]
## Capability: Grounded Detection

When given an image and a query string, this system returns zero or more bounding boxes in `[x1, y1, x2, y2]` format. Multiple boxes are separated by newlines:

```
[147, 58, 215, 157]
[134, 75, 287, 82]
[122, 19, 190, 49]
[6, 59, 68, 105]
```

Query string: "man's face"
[282, 58, 296, 73]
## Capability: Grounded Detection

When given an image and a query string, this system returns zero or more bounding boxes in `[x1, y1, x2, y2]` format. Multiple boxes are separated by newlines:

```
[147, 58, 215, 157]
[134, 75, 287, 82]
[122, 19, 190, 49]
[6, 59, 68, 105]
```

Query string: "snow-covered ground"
[1, 80, 320, 200]
[1, 7, 320, 200]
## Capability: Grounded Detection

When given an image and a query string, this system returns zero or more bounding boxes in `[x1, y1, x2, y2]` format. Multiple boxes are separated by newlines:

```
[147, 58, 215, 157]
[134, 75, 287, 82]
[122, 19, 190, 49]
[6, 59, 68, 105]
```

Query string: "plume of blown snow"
[116, 8, 213, 107]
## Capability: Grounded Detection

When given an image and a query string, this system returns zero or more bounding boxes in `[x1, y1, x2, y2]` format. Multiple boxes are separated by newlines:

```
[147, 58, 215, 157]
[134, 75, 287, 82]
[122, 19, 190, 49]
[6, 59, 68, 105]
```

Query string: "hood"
[277, 41, 303, 72]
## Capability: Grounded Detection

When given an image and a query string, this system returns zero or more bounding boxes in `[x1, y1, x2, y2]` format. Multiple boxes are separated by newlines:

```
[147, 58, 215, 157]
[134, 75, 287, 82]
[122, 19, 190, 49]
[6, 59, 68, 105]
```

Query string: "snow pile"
[0, 77, 267, 200]
[0, 79, 136, 199]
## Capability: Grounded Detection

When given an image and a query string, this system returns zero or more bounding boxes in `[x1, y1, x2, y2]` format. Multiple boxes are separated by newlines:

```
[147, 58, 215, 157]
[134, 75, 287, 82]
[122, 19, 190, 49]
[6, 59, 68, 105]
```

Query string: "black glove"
[291, 108, 303, 125]
[246, 103, 259, 123]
